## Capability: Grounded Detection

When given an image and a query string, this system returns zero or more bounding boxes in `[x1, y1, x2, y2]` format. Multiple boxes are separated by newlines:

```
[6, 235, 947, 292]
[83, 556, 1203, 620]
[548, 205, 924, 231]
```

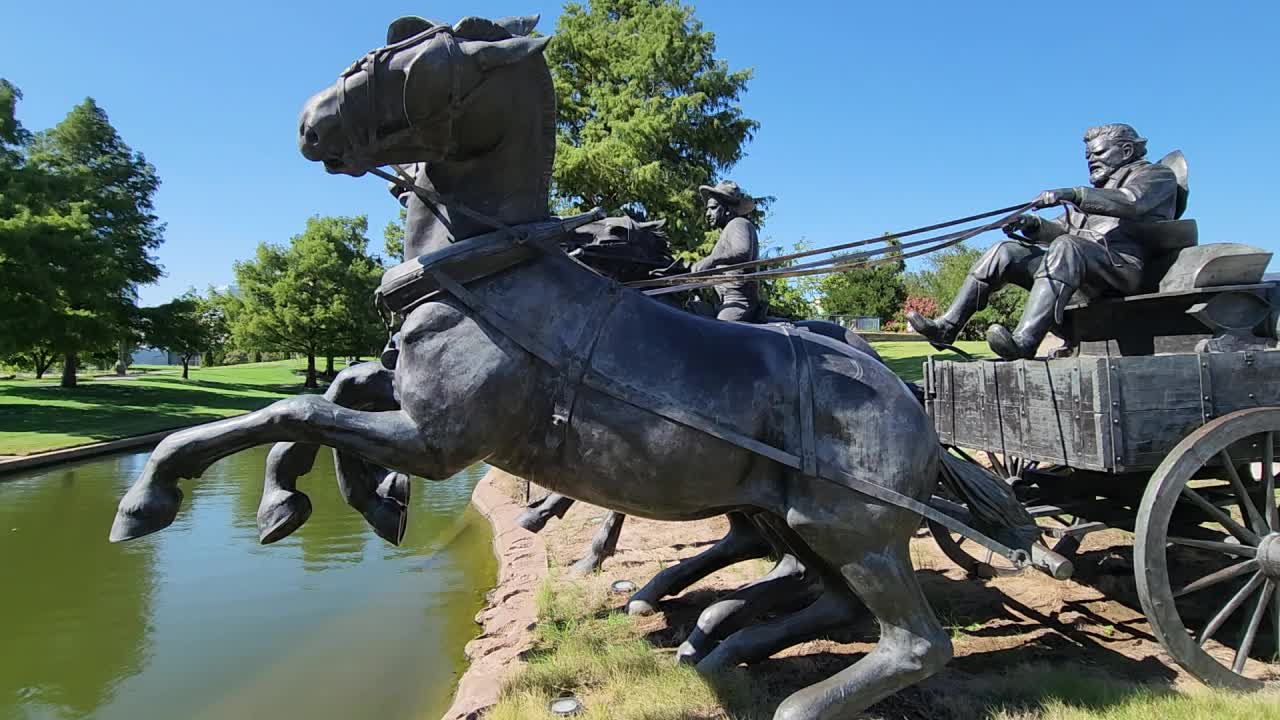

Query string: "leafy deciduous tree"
[230, 215, 383, 388]
[819, 236, 907, 322]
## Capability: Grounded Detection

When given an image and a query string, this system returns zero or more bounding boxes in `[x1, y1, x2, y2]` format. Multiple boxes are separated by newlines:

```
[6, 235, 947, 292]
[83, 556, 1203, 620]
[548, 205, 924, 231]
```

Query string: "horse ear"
[453, 16, 513, 41]
[494, 14, 540, 37]
[386, 16, 436, 44]
[638, 219, 667, 230]
[460, 35, 551, 70]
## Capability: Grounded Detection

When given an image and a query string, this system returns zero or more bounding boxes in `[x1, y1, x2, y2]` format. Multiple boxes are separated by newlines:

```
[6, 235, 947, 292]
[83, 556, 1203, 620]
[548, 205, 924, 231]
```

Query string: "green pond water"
[0, 448, 496, 720]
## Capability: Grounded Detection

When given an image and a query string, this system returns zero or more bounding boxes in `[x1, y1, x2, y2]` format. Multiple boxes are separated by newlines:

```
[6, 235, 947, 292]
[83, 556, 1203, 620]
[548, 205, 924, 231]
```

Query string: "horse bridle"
[335, 24, 467, 170]
[336, 25, 523, 243]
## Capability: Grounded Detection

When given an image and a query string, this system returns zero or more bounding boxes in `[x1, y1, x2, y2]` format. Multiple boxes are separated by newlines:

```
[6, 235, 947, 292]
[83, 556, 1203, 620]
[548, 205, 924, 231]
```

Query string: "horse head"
[564, 217, 685, 284]
[298, 14, 549, 175]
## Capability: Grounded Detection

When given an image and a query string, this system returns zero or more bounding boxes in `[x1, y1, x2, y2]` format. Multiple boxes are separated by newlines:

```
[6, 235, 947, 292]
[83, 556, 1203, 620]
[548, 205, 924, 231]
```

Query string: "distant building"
[130, 346, 201, 367]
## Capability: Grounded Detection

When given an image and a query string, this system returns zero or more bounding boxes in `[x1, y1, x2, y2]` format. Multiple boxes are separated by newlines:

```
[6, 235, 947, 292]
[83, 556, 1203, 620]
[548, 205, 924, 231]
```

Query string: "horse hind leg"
[675, 552, 819, 665]
[770, 515, 951, 720]
[626, 510, 771, 616]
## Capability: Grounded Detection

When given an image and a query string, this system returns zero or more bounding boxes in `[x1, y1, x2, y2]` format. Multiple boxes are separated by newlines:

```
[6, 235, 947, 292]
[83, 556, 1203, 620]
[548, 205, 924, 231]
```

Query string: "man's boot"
[986, 278, 1071, 360]
[907, 275, 990, 347]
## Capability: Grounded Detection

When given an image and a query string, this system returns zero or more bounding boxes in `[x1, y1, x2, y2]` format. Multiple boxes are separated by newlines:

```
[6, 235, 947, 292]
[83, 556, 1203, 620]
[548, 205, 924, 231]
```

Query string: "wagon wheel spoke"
[1181, 487, 1261, 546]
[1220, 449, 1267, 535]
[1174, 559, 1259, 598]
[1233, 580, 1275, 673]
[1200, 572, 1265, 647]
[1264, 433, 1279, 531]
[1168, 537, 1257, 558]
[985, 451, 1009, 479]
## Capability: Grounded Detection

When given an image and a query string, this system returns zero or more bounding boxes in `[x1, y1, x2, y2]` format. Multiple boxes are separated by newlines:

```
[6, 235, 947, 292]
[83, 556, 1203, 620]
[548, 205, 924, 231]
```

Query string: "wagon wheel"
[928, 452, 1062, 578]
[1136, 407, 1280, 690]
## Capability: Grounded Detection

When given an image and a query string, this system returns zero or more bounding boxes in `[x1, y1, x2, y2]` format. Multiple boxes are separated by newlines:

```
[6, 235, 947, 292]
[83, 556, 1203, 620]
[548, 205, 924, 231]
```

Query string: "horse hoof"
[377, 471, 411, 506]
[109, 485, 183, 542]
[516, 507, 551, 533]
[569, 553, 603, 576]
[257, 491, 313, 544]
[627, 597, 658, 616]
[675, 640, 708, 666]
[365, 497, 408, 546]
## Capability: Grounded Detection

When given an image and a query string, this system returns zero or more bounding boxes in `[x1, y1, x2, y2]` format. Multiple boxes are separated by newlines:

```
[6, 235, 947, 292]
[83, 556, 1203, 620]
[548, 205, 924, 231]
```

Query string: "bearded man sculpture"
[692, 180, 762, 322]
[907, 123, 1179, 359]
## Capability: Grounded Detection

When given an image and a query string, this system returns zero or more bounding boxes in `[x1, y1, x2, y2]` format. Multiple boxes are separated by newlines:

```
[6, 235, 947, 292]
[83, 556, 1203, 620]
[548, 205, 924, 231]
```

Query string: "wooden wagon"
[922, 224, 1280, 690]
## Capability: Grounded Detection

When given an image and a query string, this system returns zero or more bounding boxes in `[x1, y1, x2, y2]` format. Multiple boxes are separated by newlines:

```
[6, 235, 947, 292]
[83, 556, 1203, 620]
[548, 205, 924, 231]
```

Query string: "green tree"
[142, 293, 210, 379]
[905, 243, 1027, 340]
[756, 241, 815, 320]
[230, 215, 382, 388]
[547, 0, 758, 258]
[0, 81, 88, 377]
[383, 206, 405, 262]
[195, 290, 231, 367]
[24, 98, 164, 387]
[818, 236, 907, 321]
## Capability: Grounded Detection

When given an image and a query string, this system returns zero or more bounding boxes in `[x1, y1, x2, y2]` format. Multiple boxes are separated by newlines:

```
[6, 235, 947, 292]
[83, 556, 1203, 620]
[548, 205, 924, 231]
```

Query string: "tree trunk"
[60, 352, 78, 389]
[253, 350, 262, 363]
[115, 338, 129, 376]
[36, 352, 53, 379]
[181, 357, 190, 379]
[305, 351, 318, 388]
[325, 355, 335, 376]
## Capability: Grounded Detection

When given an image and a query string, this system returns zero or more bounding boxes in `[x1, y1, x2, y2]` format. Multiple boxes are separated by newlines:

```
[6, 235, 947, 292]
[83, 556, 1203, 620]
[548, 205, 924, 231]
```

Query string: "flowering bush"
[891, 296, 941, 332]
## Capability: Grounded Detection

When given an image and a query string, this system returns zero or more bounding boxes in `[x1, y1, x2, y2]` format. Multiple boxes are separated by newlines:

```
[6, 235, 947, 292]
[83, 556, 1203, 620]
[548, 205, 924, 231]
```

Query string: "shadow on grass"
[653, 567, 1191, 719]
[0, 378, 324, 451]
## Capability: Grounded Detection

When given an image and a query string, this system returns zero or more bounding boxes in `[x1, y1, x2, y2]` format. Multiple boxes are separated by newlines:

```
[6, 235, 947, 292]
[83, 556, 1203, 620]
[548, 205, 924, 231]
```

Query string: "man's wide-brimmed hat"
[699, 180, 756, 216]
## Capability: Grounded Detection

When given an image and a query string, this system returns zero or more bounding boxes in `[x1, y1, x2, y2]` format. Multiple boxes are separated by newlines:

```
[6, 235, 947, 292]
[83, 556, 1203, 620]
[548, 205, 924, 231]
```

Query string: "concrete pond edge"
[443, 467, 549, 720]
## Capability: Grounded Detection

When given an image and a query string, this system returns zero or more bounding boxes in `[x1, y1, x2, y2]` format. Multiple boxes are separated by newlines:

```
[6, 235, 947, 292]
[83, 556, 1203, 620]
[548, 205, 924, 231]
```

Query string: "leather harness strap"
[545, 281, 623, 452]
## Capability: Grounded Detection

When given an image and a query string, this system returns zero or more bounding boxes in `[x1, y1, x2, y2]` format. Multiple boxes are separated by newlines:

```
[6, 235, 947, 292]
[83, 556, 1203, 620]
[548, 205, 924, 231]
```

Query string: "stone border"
[443, 468, 549, 720]
[0, 425, 206, 476]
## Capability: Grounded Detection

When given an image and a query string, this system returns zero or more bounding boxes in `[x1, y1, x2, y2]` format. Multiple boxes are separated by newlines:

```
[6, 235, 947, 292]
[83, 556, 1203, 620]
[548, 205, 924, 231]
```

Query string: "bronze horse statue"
[110, 15, 950, 719]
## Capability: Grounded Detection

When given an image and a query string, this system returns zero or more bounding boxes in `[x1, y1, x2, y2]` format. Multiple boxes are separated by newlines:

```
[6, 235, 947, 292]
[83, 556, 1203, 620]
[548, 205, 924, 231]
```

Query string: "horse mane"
[452, 15, 556, 213]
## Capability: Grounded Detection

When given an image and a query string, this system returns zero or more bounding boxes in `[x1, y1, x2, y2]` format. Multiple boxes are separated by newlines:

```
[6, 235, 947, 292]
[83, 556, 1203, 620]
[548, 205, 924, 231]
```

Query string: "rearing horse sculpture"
[110, 15, 950, 719]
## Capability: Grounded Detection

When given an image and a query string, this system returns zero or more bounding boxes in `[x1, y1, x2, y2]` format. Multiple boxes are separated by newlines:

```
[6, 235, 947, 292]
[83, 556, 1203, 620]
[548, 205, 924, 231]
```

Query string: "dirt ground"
[499, 474, 1280, 718]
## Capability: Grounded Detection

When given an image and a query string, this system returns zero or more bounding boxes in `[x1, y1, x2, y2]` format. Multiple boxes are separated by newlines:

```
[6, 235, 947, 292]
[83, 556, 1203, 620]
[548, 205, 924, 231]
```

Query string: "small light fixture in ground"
[549, 696, 582, 716]
[610, 579, 637, 594]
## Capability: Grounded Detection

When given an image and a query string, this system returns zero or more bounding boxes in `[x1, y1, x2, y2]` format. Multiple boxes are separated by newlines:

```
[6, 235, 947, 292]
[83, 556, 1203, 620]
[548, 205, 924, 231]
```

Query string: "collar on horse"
[375, 207, 606, 317]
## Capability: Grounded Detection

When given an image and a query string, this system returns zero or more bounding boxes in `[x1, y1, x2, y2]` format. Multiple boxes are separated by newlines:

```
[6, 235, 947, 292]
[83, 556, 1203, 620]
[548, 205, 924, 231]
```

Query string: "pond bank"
[443, 468, 549, 720]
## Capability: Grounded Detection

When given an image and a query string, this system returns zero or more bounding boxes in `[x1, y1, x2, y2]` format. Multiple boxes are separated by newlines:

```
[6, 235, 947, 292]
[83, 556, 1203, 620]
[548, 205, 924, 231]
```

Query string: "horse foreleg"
[516, 492, 575, 533]
[260, 362, 402, 543]
[111, 396, 438, 543]
[675, 553, 820, 664]
[627, 511, 771, 616]
[570, 511, 625, 575]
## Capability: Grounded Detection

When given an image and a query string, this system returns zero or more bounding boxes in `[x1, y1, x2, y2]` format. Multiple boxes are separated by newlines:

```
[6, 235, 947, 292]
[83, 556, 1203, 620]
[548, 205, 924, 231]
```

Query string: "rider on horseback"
[907, 124, 1179, 359]
[694, 180, 763, 322]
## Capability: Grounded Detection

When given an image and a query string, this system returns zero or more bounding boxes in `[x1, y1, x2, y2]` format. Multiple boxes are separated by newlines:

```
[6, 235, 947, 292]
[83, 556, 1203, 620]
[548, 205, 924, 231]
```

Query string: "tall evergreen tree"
[547, 0, 758, 258]
[24, 98, 164, 387]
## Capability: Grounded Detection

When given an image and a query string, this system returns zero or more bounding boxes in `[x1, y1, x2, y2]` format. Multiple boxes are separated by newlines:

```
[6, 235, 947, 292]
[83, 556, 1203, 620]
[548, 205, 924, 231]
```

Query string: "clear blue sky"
[5, 1, 1277, 306]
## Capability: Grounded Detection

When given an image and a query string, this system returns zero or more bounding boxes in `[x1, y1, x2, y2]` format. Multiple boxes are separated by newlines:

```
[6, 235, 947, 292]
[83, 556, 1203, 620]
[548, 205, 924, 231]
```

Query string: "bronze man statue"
[693, 180, 762, 322]
[907, 123, 1179, 359]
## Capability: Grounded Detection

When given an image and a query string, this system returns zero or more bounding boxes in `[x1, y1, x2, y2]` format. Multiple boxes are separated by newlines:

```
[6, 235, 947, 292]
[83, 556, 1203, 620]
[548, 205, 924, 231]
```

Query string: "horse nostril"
[304, 128, 319, 146]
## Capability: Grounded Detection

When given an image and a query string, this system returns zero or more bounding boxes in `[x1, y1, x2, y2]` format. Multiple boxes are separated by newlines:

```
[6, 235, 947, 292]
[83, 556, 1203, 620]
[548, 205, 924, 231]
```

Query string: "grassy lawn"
[489, 576, 1279, 720]
[871, 339, 990, 383]
[0, 360, 323, 456]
